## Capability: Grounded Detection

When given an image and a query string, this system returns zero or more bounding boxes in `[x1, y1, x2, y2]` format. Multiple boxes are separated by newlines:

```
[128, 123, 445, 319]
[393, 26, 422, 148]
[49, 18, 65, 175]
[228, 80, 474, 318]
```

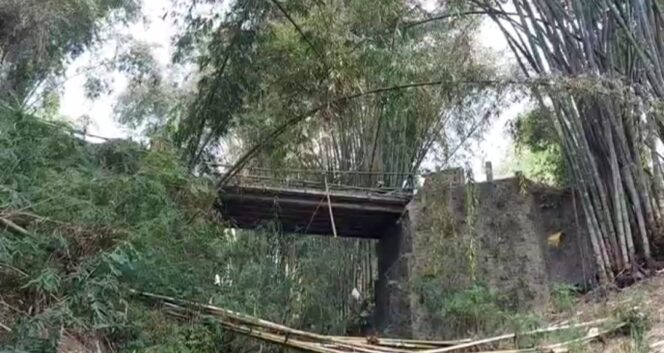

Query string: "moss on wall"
[404, 175, 594, 339]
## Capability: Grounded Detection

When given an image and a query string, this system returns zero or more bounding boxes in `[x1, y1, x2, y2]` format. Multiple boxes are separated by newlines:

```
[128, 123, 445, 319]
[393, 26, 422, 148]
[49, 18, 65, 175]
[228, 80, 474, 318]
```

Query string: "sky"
[455, 17, 529, 180]
[59, 0, 528, 181]
[60, 0, 175, 139]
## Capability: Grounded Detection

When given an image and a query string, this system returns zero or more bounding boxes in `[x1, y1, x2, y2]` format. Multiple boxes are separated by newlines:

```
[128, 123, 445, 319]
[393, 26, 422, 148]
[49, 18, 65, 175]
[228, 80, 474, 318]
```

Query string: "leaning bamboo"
[474, 0, 664, 278]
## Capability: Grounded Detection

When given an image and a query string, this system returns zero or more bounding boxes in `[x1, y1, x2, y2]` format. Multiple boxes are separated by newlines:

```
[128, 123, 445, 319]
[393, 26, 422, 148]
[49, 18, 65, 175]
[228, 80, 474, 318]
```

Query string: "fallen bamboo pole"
[162, 303, 345, 353]
[133, 289, 413, 352]
[331, 338, 438, 349]
[131, 289, 329, 340]
[165, 303, 407, 353]
[132, 289, 626, 353]
[419, 318, 613, 353]
[330, 336, 472, 347]
[471, 323, 627, 353]
[168, 303, 396, 353]
[222, 318, 346, 353]
[0, 216, 30, 236]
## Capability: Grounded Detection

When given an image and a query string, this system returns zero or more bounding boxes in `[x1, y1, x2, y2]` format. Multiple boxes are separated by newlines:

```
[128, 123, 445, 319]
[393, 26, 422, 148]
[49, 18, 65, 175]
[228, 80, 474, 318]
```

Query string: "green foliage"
[628, 312, 649, 353]
[173, 0, 501, 174]
[412, 277, 517, 338]
[615, 305, 650, 353]
[122, 309, 228, 353]
[0, 0, 139, 103]
[550, 283, 577, 313]
[174, 0, 271, 166]
[83, 38, 187, 136]
[0, 108, 378, 351]
[438, 284, 510, 336]
[504, 313, 544, 348]
[510, 108, 568, 186]
[0, 108, 155, 351]
[114, 78, 189, 137]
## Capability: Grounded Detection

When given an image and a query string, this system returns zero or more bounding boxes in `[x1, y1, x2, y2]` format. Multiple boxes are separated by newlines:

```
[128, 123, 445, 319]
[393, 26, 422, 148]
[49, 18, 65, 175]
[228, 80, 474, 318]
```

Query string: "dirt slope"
[550, 272, 664, 352]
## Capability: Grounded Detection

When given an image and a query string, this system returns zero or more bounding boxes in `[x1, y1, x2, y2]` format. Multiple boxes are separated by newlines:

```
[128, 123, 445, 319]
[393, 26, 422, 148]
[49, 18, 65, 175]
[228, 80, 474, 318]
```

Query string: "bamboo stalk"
[470, 324, 624, 353]
[0, 217, 30, 236]
[476, 0, 664, 277]
[221, 319, 346, 353]
[330, 336, 471, 348]
[132, 290, 411, 352]
[138, 290, 628, 353]
[0, 321, 12, 332]
[420, 318, 613, 353]
[609, 136, 629, 269]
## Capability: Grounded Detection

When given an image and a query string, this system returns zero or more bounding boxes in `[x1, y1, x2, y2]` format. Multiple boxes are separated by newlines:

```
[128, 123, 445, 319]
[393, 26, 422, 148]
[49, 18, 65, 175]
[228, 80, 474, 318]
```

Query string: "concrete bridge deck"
[217, 184, 412, 238]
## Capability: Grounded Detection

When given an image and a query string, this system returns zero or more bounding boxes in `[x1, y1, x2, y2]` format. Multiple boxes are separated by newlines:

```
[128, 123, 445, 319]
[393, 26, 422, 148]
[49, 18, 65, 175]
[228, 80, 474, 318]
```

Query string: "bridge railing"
[210, 164, 417, 195]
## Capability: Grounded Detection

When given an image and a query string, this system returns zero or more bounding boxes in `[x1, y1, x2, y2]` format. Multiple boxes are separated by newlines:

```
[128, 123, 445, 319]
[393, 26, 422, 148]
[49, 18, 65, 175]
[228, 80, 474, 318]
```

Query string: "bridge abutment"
[217, 171, 597, 339]
[375, 211, 413, 338]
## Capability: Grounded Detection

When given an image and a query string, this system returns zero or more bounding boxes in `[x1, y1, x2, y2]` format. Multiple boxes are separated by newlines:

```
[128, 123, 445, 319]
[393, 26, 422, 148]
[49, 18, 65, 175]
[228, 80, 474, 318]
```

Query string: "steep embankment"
[557, 273, 664, 352]
[0, 111, 377, 352]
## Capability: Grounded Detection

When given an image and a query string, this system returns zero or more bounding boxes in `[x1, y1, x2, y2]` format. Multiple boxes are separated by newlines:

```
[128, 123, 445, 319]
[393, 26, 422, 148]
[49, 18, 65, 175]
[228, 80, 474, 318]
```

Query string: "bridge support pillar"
[375, 211, 413, 338]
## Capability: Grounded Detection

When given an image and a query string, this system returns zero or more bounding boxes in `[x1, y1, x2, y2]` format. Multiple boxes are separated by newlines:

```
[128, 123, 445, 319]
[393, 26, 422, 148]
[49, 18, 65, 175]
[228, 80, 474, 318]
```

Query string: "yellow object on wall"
[548, 231, 565, 248]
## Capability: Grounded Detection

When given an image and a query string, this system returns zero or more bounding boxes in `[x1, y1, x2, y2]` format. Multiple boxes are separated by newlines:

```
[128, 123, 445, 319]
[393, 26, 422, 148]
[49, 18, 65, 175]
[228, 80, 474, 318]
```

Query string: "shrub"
[0, 108, 375, 352]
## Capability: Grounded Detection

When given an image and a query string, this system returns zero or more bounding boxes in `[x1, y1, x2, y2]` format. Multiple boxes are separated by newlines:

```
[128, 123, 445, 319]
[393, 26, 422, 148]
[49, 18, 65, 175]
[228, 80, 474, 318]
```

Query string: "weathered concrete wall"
[376, 175, 596, 339]
[531, 186, 595, 288]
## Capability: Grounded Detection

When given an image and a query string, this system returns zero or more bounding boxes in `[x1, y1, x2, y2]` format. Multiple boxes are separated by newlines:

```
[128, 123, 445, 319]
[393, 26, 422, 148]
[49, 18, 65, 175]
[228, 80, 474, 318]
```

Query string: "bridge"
[213, 165, 464, 336]
[215, 166, 417, 238]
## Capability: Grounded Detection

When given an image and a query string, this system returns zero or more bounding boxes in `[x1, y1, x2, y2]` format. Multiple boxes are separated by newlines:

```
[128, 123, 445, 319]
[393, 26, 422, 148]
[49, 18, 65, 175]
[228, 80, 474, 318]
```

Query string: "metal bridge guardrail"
[208, 164, 417, 195]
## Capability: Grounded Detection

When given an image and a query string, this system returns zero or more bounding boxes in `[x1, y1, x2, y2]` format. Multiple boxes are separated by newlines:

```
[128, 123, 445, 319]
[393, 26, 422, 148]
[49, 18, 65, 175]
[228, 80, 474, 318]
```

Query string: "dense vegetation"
[475, 0, 664, 282]
[0, 0, 139, 104]
[120, 0, 502, 180]
[0, 109, 382, 352]
[509, 107, 567, 185]
[3, 0, 664, 351]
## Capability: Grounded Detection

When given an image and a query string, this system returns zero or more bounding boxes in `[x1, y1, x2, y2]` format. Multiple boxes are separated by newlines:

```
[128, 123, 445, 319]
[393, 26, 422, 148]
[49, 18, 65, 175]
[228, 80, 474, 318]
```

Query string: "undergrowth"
[551, 283, 577, 313]
[0, 109, 367, 352]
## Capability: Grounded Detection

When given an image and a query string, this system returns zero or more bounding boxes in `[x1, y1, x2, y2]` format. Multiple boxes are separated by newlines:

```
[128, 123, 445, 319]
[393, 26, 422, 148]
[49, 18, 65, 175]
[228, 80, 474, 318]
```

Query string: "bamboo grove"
[470, 0, 664, 282]
[181, 0, 503, 189]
